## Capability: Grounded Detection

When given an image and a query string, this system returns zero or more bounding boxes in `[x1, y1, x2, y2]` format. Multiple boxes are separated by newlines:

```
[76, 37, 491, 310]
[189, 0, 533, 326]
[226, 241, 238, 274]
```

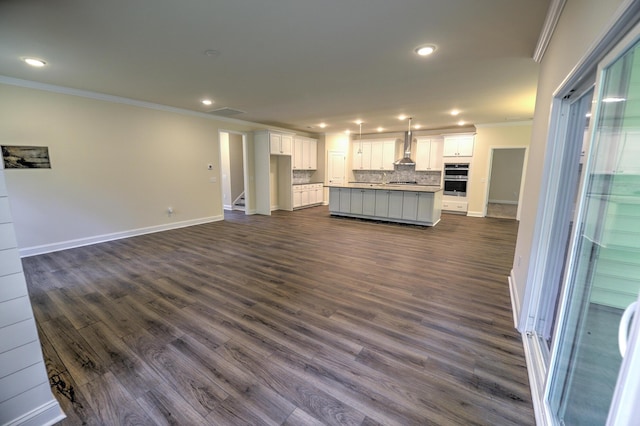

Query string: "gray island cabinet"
[328, 184, 443, 226]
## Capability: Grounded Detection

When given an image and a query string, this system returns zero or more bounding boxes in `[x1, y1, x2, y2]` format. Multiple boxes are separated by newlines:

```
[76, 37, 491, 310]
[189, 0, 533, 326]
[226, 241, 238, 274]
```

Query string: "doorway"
[486, 148, 526, 219]
[219, 131, 249, 214]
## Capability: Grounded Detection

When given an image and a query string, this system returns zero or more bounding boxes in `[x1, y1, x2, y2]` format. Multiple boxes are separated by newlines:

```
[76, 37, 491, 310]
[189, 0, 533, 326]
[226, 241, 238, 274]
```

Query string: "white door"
[328, 151, 346, 185]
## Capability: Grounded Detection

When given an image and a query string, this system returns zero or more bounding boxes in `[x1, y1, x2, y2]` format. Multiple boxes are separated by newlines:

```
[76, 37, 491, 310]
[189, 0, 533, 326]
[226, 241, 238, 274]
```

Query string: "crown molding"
[475, 120, 533, 128]
[0, 75, 258, 127]
[533, 0, 567, 63]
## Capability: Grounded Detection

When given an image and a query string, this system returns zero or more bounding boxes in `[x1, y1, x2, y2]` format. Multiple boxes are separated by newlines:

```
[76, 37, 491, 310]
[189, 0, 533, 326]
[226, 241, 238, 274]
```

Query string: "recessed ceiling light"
[414, 124, 422, 129]
[451, 109, 460, 116]
[345, 130, 351, 135]
[201, 99, 213, 106]
[23, 57, 46, 67]
[319, 123, 327, 128]
[355, 120, 363, 125]
[398, 115, 407, 120]
[377, 127, 384, 132]
[458, 120, 466, 126]
[415, 45, 436, 56]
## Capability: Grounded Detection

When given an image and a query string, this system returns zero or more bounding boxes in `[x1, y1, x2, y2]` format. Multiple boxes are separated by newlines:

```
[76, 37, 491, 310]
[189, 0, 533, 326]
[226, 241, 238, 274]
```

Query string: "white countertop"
[328, 183, 442, 193]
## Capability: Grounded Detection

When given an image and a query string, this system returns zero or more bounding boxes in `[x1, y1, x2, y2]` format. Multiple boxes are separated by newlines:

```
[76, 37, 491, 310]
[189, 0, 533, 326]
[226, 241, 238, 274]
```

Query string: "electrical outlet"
[167, 207, 173, 216]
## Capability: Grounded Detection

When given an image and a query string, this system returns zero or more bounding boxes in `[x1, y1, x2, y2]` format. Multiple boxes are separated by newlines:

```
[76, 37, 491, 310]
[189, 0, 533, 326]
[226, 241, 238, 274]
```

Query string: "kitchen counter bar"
[328, 184, 442, 226]
[341, 182, 442, 192]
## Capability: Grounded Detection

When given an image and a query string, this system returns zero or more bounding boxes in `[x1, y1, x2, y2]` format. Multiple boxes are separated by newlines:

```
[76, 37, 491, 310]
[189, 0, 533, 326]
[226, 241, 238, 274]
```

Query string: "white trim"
[488, 199, 518, 205]
[474, 120, 533, 128]
[223, 204, 233, 210]
[509, 270, 521, 329]
[0, 75, 258, 127]
[5, 399, 65, 426]
[533, 0, 568, 62]
[466, 210, 484, 217]
[19, 216, 223, 257]
[522, 334, 552, 426]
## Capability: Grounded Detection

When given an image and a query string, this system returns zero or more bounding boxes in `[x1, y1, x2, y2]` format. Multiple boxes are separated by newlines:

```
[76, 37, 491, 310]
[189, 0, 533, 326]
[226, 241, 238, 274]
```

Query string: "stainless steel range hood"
[395, 117, 416, 165]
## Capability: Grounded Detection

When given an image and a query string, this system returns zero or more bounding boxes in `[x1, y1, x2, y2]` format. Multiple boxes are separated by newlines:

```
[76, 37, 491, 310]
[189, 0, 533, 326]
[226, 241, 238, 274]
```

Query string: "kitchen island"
[328, 183, 443, 226]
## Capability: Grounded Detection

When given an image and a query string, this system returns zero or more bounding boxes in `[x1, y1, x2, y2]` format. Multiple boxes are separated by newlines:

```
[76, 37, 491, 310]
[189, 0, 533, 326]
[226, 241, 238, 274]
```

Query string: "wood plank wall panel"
[22, 207, 534, 425]
[0, 170, 64, 425]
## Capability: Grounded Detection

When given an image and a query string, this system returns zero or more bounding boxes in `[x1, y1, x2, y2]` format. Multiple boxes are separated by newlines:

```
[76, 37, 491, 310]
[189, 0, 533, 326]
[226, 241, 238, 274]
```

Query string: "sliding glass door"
[546, 31, 640, 425]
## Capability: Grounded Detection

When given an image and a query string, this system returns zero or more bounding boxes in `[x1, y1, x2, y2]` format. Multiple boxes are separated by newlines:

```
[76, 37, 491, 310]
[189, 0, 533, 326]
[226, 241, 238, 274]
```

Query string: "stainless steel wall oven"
[443, 163, 469, 196]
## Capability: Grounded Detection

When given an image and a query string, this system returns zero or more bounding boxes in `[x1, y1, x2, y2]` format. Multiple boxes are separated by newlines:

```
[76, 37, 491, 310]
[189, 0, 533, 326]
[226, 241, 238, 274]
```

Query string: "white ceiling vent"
[207, 107, 245, 117]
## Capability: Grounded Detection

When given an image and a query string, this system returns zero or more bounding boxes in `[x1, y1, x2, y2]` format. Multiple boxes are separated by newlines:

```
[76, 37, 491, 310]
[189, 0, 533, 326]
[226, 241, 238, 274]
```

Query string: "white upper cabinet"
[415, 137, 443, 171]
[293, 137, 318, 170]
[270, 132, 293, 155]
[352, 139, 396, 170]
[443, 134, 474, 157]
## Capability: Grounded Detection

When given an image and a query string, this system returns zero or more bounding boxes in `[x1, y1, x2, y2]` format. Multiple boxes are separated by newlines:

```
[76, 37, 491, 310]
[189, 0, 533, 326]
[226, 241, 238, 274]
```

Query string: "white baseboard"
[488, 199, 519, 205]
[466, 210, 484, 217]
[246, 209, 257, 215]
[508, 269, 521, 329]
[6, 399, 66, 426]
[223, 203, 232, 210]
[19, 216, 224, 257]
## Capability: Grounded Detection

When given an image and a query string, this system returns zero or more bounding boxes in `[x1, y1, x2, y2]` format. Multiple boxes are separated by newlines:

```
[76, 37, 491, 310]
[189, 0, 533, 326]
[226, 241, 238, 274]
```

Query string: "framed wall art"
[2, 145, 51, 169]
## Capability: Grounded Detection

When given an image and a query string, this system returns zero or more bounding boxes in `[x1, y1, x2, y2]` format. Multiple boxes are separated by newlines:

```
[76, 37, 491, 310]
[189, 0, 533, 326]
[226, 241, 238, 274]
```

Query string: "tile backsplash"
[292, 170, 316, 184]
[353, 165, 441, 186]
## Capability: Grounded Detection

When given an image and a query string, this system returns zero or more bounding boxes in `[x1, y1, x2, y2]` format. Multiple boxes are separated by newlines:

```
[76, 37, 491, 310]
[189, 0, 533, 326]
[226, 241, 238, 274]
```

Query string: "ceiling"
[0, 0, 551, 135]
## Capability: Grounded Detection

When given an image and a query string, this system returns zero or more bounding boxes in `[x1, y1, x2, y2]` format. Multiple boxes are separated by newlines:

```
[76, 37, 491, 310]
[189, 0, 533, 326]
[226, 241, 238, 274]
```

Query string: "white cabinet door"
[443, 135, 474, 157]
[301, 139, 317, 170]
[353, 141, 365, 170]
[457, 136, 474, 156]
[280, 134, 293, 155]
[388, 191, 404, 219]
[301, 187, 310, 206]
[362, 189, 376, 216]
[293, 188, 302, 208]
[370, 142, 383, 170]
[429, 140, 443, 170]
[416, 193, 434, 222]
[381, 141, 396, 170]
[293, 138, 304, 169]
[375, 190, 390, 217]
[329, 187, 340, 211]
[308, 139, 318, 170]
[294, 138, 303, 169]
[350, 189, 364, 214]
[339, 188, 351, 213]
[270, 133, 282, 155]
[369, 140, 396, 170]
[270, 132, 293, 155]
[415, 139, 431, 171]
[416, 138, 442, 171]
[402, 192, 419, 220]
[313, 184, 323, 204]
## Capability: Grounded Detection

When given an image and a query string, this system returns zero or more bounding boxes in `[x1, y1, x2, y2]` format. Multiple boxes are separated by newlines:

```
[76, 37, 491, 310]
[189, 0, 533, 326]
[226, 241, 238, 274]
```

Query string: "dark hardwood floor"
[23, 206, 534, 425]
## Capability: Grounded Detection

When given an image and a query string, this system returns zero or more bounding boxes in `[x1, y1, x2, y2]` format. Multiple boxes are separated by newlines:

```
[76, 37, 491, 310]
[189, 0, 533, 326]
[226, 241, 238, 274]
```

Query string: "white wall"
[511, 0, 626, 314]
[0, 83, 257, 255]
[0, 170, 64, 425]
